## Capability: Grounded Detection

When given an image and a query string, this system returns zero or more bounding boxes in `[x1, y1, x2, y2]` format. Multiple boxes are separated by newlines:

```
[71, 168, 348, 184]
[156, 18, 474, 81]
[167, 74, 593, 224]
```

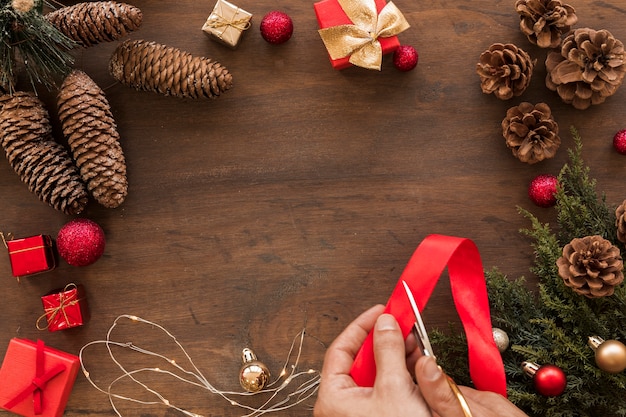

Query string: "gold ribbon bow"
[318, 0, 410, 70]
[36, 283, 80, 330]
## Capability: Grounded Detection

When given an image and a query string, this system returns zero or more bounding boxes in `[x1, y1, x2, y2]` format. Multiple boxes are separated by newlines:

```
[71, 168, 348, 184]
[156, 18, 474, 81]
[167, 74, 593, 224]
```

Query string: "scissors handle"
[445, 374, 473, 417]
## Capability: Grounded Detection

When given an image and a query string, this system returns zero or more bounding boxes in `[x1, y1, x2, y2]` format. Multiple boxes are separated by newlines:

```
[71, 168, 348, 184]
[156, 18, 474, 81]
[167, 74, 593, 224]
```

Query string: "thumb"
[372, 314, 412, 392]
[415, 355, 469, 417]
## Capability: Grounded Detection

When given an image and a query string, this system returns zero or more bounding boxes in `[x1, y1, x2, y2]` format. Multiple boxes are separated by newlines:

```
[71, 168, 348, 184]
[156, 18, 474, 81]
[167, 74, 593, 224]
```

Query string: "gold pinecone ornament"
[556, 235, 624, 298]
[515, 0, 578, 48]
[616, 200, 626, 244]
[476, 43, 536, 100]
[46, 1, 143, 47]
[58, 70, 128, 208]
[0, 92, 88, 214]
[109, 39, 233, 99]
[501, 102, 560, 164]
[546, 28, 626, 110]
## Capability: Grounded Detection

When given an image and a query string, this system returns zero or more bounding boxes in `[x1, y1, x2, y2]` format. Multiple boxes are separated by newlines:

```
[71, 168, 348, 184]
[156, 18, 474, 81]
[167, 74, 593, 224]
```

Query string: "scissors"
[402, 280, 473, 417]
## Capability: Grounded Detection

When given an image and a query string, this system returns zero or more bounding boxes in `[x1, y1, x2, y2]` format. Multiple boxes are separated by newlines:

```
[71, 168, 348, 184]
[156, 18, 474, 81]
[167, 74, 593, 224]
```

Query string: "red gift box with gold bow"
[314, 0, 410, 70]
[38, 284, 90, 332]
[0, 339, 80, 417]
[5, 235, 56, 278]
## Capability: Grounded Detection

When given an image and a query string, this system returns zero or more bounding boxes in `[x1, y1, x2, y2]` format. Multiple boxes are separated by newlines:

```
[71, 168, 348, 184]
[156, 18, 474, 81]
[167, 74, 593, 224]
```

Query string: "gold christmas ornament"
[588, 336, 626, 374]
[556, 235, 624, 298]
[492, 328, 510, 353]
[239, 348, 270, 393]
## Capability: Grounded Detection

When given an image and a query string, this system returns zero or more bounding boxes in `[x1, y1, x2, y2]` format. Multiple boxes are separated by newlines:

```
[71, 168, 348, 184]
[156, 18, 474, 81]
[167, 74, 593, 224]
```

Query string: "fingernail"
[376, 314, 398, 331]
[422, 356, 443, 381]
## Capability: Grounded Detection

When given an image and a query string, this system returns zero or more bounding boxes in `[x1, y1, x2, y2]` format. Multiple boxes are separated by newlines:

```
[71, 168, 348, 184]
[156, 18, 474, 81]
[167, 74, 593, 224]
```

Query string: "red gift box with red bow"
[38, 284, 90, 332]
[0, 339, 80, 417]
[6, 235, 56, 278]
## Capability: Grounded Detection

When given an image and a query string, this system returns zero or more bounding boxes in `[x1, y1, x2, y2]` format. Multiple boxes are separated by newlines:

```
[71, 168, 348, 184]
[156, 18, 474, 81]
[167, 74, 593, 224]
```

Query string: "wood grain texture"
[2, 0, 626, 415]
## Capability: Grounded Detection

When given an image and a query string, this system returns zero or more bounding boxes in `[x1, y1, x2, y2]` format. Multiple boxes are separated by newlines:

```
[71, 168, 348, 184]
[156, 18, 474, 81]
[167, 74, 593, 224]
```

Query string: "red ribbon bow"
[350, 234, 507, 396]
[4, 340, 67, 414]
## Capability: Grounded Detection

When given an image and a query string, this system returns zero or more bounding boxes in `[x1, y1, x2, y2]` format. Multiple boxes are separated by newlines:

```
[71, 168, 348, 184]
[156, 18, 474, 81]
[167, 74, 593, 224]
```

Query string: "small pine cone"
[58, 70, 128, 208]
[109, 39, 233, 99]
[546, 28, 626, 110]
[501, 102, 560, 164]
[556, 235, 624, 298]
[0, 92, 88, 214]
[616, 200, 626, 244]
[515, 0, 578, 48]
[46, 1, 143, 47]
[476, 43, 536, 100]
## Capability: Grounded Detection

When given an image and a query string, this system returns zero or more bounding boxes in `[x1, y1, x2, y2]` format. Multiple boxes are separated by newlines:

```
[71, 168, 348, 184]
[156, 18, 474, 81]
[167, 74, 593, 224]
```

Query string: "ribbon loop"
[318, 0, 409, 70]
[349, 234, 507, 396]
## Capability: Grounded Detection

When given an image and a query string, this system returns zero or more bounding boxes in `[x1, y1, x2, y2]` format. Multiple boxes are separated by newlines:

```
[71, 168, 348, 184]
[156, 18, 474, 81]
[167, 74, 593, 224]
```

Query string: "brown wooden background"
[2, 0, 626, 416]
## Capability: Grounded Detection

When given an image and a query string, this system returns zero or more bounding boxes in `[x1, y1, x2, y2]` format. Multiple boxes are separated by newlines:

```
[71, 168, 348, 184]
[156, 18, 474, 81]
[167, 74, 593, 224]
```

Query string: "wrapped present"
[37, 284, 90, 332]
[314, 0, 410, 70]
[202, 0, 252, 49]
[0, 339, 80, 417]
[4, 234, 55, 278]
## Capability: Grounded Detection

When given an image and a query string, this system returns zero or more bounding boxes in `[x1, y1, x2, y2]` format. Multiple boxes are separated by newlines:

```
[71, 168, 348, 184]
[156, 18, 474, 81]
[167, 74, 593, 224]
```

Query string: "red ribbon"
[350, 234, 507, 396]
[4, 339, 67, 414]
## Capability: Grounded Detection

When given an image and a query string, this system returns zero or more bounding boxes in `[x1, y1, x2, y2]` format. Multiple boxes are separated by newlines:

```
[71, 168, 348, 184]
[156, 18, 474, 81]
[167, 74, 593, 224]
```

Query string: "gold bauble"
[492, 327, 510, 353]
[588, 336, 626, 374]
[239, 348, 271, 392]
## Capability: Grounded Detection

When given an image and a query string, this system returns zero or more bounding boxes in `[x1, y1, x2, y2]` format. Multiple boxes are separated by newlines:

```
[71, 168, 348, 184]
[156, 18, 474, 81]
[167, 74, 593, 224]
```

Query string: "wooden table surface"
[2, 0, 626, 416]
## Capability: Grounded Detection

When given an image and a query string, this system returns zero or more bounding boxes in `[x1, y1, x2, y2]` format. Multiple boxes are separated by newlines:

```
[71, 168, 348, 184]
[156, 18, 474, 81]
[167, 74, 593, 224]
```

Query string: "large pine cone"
[58, 70, 128, 208]
[546, 28, 626, 110]
[616, 200, 626, 244]
[515, 0, 578, 48]
[109, 39, 233, 99]
[556, 235, 624, 298]
[46, 1, 142, 47]
[501, 102, 560, 164]
[0, 92, 88, 214]
[476, 43, 535, 100]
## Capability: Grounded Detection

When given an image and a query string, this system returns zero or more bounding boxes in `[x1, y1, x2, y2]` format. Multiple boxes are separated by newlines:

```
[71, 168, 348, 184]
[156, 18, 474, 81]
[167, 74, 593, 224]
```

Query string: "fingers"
[415, 355, 466, 417]
[373, 314, 414, 392]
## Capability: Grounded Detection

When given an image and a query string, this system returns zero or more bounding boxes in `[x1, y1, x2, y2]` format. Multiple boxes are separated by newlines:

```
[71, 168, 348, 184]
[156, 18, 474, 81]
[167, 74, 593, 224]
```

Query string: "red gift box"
[0, 339, 80, 417]
[314, 0, 405, 70]
[38, 284, 90, 332]
[6, 235, 55, 278]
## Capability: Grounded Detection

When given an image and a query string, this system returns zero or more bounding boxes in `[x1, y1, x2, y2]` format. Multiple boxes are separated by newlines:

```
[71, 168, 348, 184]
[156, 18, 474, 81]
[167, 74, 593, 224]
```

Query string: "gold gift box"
[202, 0, 252, 49]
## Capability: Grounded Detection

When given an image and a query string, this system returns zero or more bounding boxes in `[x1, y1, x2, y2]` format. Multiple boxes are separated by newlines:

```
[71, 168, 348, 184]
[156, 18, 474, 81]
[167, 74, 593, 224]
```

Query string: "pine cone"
[546, 28, 626, 110]
[616, 200, 626, 244]
[476, 43, 535, 100]
[501, 102, 560, 164]
[58, 70, 128, 208]
[109, 39, 233, 99]
[46, 1, 143, 47]
[556, 235, 624, 298]
[0, 92, 88, 214]
[515, 0, 578, 48]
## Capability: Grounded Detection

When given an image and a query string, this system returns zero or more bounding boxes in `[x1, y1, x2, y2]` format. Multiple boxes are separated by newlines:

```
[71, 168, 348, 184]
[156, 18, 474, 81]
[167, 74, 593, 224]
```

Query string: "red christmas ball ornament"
[260, 11, 293, 44]
[393, 45, 418, 71]
[528, 174, 558, 208]
[613, 129, 626, 155]
[57, 218, 106, 267]
[522, 362, 567, 397]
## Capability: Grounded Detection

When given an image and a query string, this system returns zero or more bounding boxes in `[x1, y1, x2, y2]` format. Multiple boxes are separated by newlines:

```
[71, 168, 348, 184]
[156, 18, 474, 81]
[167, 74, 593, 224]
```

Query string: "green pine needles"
[1, 0, 75, 92]
[433, 127, 626, 417]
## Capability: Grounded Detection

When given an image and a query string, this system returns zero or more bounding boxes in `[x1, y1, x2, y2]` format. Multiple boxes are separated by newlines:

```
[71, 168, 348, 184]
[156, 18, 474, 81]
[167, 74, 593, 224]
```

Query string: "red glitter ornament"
[57, 218, 106, 267]
[393, 45, 418, 71]
[613, 129, 626, 155]
[523, 362, 566, 396]
[260, 11, 293, 44]
[528, 174, 558, 208]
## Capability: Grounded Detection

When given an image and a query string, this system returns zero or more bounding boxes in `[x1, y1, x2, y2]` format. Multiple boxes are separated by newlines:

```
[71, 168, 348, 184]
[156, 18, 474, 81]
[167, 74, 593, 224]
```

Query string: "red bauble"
[57, 218, 106, 267]
[260, 11, 293, 44]
[613, 129, 626, 155]
[528, 174, 558, 208]
[393, 45, 418, 71]
[533, 365, 567, 397]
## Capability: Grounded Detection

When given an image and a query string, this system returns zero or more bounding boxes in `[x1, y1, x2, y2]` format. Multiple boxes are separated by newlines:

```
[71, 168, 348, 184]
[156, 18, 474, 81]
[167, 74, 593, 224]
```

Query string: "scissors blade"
[402, 280, 434, 357]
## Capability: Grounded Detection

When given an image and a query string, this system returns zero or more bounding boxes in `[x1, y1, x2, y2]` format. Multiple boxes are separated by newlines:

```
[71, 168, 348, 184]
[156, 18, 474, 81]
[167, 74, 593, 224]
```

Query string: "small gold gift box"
[202, 0, 252, 49]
